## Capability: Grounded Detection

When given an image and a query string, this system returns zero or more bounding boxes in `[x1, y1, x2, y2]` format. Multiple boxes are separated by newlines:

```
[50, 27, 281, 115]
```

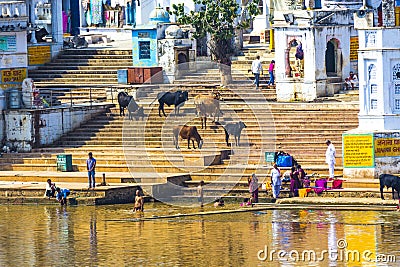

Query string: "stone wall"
[4, 104, 111, 152]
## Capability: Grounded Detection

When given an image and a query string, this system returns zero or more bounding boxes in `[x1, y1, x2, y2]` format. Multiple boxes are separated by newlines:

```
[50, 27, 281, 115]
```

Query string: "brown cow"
[194, 91, 223, 129]
[173, 125, 203, 149]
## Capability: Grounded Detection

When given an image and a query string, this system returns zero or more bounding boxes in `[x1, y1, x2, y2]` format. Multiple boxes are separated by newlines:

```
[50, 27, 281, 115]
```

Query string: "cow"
[193, 91, 222, 113]
[173, 125, 203, 149]
[157, 91, 189, 117]
[195, 92, 223, 129]
[118, 92, 145, 120]
[379, 174, 400, 200]
[221, 121, 247, 146]
[128, 104, 145, 121]
[27, 27, 48, 42]
[118, 92, 133, 116]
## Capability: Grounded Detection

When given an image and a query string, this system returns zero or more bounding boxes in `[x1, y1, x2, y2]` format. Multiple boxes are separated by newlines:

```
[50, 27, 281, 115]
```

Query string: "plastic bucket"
[8, 88, 21, 109]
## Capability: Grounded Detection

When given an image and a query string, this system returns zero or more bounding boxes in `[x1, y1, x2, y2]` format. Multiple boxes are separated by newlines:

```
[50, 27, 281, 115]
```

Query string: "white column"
[51, 0, 62, 44]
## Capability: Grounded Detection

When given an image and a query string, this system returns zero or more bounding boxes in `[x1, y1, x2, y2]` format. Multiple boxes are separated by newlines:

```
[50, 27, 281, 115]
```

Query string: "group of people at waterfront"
[196, 139, 337, 206]
[44, 179, 70, 205]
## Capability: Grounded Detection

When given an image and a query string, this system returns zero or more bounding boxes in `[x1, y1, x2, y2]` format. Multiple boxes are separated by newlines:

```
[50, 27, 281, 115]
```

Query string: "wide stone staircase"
[28, 48, 134, 105]
[0, 45, 377, 202]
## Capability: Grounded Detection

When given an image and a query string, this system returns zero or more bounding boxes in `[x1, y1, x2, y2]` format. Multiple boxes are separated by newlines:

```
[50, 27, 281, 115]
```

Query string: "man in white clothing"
[251, 55, 263, 90]
[325, 140, 336, 179]
[271, 163, 281, 198]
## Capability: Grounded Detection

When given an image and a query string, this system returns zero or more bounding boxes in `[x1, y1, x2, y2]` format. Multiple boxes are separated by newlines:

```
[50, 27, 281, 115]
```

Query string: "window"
[371, 99, 378, 109]
[396, 99, 400, 110]
[395, 84, 400, 94]
[393, 63, 400, 80]
[371, 84, 378, 94]
[139, 41, 150, 59]
[258, 0, 263, 14]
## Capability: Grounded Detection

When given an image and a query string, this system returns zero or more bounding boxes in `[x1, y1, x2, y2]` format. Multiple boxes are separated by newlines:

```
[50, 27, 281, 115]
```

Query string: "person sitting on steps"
[344, 71, 358, 90]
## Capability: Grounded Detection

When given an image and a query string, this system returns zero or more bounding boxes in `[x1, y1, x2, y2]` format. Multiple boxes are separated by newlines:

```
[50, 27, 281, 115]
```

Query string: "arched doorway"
[325, 40, 336, 76]
[177, 52, 188, 69]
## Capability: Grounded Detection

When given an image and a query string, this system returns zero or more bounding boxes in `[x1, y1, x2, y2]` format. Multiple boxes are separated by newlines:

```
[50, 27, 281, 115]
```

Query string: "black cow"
[118, 92, 133, 116]
[157, 91, 188, 117]
[128, 101, 145, 121]
[35, 28, 48, 42]
[379, 174, 400, 200]
[222, 121, 247, 146]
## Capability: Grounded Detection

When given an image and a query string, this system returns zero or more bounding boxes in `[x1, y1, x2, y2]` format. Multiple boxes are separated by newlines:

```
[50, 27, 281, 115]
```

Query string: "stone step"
[30, 69, 120, 75]
[40, 61, 132, 67]
[28, 73, 118, 79]
[34, 65, 133, 71]
[61, 49, 132, 55]
[28, 78, 118, 84]
[56, 54, 133, 59]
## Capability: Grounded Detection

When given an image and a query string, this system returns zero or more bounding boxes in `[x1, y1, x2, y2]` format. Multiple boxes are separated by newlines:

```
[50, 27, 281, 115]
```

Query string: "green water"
[0, 203, 399, 266]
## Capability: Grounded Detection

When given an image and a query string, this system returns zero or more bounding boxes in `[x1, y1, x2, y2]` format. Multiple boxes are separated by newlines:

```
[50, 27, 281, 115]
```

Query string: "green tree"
[171, 0, 260, 85]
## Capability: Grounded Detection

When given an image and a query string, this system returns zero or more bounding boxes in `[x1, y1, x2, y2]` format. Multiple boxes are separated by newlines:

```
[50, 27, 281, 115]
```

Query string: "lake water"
[1, 203, 399, 266]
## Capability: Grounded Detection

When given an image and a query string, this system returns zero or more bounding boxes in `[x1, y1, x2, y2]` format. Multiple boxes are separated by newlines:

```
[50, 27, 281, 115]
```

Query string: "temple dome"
[149, 6, 170, 24]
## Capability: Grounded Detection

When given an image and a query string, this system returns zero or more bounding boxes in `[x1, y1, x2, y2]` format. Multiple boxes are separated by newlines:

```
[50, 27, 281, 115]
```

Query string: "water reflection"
[0, 204, 399, 266]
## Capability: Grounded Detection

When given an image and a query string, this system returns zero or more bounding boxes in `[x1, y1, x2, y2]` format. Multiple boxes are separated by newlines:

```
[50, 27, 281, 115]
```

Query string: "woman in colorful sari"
[290, 166, 302, 197]
[248, 173, 259, 203]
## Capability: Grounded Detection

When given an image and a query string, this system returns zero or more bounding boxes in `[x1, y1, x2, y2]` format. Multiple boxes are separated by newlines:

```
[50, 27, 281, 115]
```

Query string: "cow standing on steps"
[157, 90, 188, 117]
[118, 92, 132, 116]
[173, 125, 203, 149]
[221, 121, 247, 146]
[379, 174, 400, 201]
[118, 92, 145, 120]
[194, 91, 223, 129]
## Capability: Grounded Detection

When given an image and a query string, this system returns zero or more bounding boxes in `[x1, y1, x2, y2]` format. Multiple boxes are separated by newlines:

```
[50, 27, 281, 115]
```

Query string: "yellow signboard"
[1, 68, 27, 83]
[374, 138, 400, 157]
[350, 37, 359, 61]
[28, 45, 51, 65]
[343, 134, 374, 167]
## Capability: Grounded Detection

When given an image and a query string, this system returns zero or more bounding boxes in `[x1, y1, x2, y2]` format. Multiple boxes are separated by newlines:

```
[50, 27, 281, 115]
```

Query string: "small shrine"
[129, 5, 195, 84]
[273, 5, 356, 101]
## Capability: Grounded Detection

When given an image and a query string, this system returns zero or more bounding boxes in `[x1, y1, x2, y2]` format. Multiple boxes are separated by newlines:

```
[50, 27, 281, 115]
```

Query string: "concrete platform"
[0, 180, 142, 205]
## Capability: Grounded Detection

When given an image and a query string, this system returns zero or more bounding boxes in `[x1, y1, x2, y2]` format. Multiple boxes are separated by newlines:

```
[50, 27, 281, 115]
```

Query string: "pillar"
[51, 0, 63, 43]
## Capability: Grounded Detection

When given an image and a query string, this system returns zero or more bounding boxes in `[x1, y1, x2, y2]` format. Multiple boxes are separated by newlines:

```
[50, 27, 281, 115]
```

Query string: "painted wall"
[4, 105, 109, 152]
[136, 0, 156, 25]
[158, 38, 193, 83]
[132, 27, 158, 67]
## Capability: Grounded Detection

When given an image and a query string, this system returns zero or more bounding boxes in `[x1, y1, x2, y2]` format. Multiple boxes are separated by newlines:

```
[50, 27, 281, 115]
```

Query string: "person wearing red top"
[267, 60, 275, 86]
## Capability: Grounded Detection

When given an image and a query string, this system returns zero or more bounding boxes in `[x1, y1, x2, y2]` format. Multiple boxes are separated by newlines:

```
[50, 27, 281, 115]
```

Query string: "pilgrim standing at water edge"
[325, 140, 336, 179]
[87, 152, 96, 189]
[134, 190, 144, 212]
[248, 173, 259, 203]
[197, 181, 204, 207]
[271, 164, 281, 199]
[251, 55, 263, 90]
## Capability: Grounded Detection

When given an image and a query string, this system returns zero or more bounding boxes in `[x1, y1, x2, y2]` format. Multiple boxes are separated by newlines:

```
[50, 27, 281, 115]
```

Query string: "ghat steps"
[1, 46, 370, 199]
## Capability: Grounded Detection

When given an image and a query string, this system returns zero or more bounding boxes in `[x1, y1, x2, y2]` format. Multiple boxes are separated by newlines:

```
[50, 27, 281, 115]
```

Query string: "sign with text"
[28, 45, 51, 65]
[350, 37, 359, 61]
[0, 35, 17, 52]
[1, 68, 27, 83]
[343, 134, 374, 168]
[375, 138, 400, 157]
